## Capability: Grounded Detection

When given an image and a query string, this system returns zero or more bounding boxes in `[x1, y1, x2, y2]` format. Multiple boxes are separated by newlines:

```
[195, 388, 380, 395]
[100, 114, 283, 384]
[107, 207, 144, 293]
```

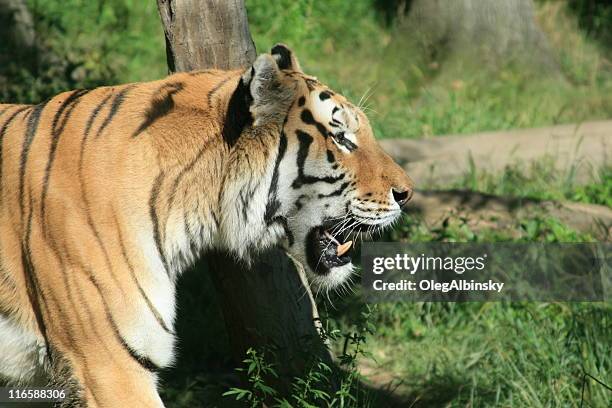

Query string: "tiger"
[0, 44, 413, 407]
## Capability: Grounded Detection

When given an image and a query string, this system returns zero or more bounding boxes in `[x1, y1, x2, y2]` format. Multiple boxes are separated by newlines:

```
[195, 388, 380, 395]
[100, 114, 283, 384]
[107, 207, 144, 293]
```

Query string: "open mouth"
[305, 218, 371, 274]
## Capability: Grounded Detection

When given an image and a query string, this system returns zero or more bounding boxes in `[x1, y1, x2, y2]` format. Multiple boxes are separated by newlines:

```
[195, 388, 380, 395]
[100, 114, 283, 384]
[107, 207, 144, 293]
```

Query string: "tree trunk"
[156, 0, 332, 393]
[0, 0, 42, 103]
[157, 0, 256, 72]
[0, 0, 37, 55]
[398, 0, 560, 74]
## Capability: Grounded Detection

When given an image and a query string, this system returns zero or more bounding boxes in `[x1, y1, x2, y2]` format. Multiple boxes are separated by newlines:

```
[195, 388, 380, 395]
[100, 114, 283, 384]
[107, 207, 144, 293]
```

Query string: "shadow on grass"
[161, 257, 502, 408]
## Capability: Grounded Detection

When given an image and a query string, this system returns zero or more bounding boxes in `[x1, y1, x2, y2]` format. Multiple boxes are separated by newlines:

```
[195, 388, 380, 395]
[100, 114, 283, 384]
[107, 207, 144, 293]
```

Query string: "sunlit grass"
[442, 157, 612, 207]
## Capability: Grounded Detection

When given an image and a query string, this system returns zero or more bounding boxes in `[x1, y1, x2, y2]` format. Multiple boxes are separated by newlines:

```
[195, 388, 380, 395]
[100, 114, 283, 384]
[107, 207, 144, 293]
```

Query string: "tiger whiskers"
[357, 85, 376, 112]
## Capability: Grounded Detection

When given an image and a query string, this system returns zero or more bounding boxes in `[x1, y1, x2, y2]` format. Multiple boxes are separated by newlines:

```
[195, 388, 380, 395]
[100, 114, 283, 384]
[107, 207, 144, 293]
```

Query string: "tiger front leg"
[47, 343, 165, 408]
[24, 249, 170, 407]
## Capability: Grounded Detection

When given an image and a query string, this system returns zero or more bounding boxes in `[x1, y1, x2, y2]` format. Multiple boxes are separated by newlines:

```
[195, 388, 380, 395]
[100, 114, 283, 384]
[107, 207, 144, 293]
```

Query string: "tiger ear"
[271, 43, 302, 72]
[241, 53, 296, 126]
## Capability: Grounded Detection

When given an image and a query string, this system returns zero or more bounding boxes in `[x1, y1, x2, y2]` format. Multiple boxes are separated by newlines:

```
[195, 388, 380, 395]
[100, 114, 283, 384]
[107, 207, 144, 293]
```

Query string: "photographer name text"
[370, 254, 504, 293]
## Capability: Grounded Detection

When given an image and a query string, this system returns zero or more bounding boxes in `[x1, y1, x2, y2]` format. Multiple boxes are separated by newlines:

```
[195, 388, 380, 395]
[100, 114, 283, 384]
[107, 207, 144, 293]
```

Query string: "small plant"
[570, 167, 612, 207]
[223, 306, 377, 407]
[518, 216, 595, 242]
[223, 347, 279, 407]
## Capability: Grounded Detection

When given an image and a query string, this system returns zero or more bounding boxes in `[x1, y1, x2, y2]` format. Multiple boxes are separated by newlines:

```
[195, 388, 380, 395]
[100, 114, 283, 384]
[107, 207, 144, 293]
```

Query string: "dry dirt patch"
[381, 120, 611, 186]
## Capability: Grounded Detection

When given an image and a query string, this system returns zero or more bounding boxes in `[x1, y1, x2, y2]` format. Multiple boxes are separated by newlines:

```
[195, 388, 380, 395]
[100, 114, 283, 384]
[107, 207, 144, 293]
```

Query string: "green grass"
[389, 214, 598, 244]
[2, 0, 167, 103]
[351, 301, 610, 407]
[442, 157, 612, 208]
[26, 0, 166, 81]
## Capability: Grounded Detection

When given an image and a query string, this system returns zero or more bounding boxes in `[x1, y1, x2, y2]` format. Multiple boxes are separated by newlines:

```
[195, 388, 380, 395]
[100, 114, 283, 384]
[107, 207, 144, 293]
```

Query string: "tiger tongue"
[336, 241, 353, 257]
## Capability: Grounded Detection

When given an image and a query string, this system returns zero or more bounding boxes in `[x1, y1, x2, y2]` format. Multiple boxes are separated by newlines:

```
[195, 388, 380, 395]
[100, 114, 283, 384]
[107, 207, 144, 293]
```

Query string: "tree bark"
[0, 0, 38, 66]
[397, 0, 560, 74]
[0, 0, 36, 51]
[156, 0, 332, 393]
[157, 0, 256, 72]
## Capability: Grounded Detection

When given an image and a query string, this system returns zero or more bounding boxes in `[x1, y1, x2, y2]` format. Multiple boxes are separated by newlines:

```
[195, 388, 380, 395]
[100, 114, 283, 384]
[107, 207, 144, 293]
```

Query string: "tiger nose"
[391, 187, 413, 207]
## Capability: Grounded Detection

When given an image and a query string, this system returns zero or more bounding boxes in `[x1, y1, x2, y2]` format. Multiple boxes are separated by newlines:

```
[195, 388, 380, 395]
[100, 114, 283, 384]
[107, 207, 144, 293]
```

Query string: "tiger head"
[236, 45, 414, 291]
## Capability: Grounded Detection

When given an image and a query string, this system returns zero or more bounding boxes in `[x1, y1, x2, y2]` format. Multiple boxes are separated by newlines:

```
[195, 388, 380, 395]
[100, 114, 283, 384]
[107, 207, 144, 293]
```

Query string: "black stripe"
[84, 93, 113, 138]
[19, 102, 47, 218]
[22, 248, 52, 364]
[264, 132, 287, 223]
[21, 107, 33, 121]
[304, 78, 318, 91]
[271, 44, 294, 70]
[95, 85, 133, 138]
[33, 92, 99, 358]
[22, 195, 53, 364]
[211, 205, 220, 228]
[239, 188, 249, 221]
[115, 213, 173, 334]
[23, 192, 115, 383]
[38, 240, 109, 407]
[318, 181, 350, 198]
[182, 203, 200, 256]
[41, 90, 90, 225]
[150, 172, 171, 278]
[165, 143, 209, 213]
[339, 138, 357, 151]
[222, 77, 253, 147]
[125, 343, 160, 372]
[78, 91, 113, 216]
[334, 132, 358, 152]
[79, 91, 113, 182]
[292, 130, 344, 189]
[301, 109, 329, 138]
[319, 91, 331, 101]
[77, 93, 127, 294]
[132, 82, 184, 137]
[84, 271, 161, 372]
[79, 190, 125, 293]
[47, 243, 92, 354]
[0, 106, 30, 190]
[268, 215, 294, 246]
[206, 75, 233, 105]
[0, 253, 18, 293]
[0, 301, 12, 318]
[294, 194, 309, 210]
[59, 245, 124, 364]
[46, 234, 113, 373]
